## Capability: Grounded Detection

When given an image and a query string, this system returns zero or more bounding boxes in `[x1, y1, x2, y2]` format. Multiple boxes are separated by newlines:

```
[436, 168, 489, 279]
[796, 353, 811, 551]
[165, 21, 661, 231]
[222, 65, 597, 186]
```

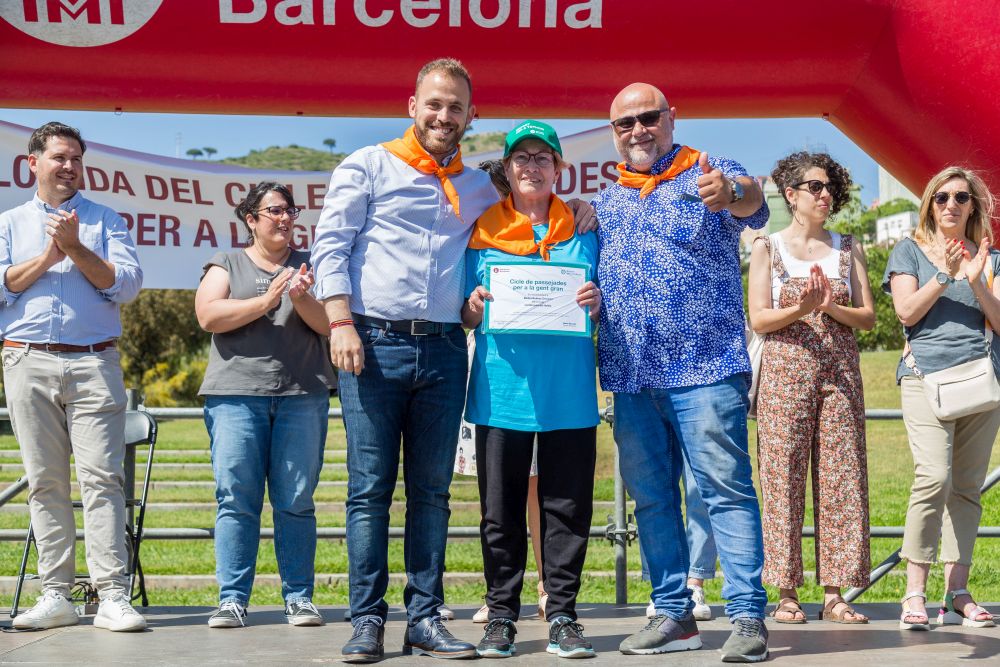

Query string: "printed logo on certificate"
[483, 261, 592, 337]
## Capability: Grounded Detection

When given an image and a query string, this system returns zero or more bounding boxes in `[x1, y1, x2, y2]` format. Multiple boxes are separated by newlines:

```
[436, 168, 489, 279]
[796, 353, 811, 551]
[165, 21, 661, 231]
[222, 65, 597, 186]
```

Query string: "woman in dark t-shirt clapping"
[195, 182, 335, 629]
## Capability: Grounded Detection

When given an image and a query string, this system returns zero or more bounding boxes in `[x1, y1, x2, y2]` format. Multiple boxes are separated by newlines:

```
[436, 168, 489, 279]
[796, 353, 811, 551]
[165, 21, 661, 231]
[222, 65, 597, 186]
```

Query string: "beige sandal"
[820, 596, 868, 624]
[900, 591, 929, 631]
[770, 597, 807, 624]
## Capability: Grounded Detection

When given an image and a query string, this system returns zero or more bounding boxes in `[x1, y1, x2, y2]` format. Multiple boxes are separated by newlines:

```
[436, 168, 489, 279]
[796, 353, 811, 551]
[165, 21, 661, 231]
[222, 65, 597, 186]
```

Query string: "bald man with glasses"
[593, 83, 770, 663]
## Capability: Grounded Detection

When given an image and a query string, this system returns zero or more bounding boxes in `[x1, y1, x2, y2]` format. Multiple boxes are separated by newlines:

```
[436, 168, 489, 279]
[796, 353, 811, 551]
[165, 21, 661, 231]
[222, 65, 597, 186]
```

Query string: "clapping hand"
[288, 263, 315, 299]
[260, 267, 293, 311]
[797, 265, 825, 315]
[813, 264, 834, 312]
[962, 237, 991, 284]
[45, 209, 83, 253]
[943, 237, 965, 277]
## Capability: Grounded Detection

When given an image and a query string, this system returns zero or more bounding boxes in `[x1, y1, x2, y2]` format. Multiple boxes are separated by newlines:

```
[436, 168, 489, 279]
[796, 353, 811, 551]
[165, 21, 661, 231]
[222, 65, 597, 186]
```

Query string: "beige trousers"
[3, 346, 129, 596]
[900, 375, 1000, 565]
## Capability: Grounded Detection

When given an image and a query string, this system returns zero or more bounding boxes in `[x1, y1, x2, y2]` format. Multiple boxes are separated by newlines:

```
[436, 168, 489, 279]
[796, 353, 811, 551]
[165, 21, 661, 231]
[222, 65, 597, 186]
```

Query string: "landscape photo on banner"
[0, 121, 630, 288]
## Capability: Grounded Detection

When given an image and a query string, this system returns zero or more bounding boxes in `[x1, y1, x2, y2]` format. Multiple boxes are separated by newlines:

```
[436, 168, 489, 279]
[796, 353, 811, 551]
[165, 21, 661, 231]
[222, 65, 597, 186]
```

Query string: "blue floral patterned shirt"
[592, 145, 768, 392]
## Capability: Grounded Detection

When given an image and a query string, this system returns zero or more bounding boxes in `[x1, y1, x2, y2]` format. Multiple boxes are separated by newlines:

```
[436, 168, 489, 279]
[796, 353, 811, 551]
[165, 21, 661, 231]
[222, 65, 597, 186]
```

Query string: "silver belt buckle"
[410, 320, 434, 336]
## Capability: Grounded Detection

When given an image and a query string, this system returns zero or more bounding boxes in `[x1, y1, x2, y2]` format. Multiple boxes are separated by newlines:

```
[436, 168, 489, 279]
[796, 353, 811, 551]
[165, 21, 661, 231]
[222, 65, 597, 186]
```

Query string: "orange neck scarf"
[469, 195, 574, 261]
[616, 146, 701, 198]
[382, 126, 465, 217]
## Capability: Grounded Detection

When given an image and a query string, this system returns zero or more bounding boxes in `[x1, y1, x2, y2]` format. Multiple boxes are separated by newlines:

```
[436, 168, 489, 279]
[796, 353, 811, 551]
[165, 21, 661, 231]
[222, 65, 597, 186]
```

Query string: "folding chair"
[9, 409, 158, 618]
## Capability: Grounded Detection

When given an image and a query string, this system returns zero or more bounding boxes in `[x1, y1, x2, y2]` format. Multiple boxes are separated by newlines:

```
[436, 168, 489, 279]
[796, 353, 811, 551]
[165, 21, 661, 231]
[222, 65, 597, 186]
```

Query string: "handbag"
[746, 235, 773, 418]
[903, 259, 1000, 420]
[746, 325, 765, 418]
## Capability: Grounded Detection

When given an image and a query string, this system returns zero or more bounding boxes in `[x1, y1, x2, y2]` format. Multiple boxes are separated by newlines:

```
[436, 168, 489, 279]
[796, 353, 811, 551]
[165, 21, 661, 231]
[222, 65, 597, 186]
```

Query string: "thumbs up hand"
[695, 151, 734, 213]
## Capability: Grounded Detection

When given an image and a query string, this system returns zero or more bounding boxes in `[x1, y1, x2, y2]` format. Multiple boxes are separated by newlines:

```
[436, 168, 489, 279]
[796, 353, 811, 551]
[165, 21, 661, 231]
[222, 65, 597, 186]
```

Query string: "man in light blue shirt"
[0, 122, 144, 632]
[312, 59, 497, 662]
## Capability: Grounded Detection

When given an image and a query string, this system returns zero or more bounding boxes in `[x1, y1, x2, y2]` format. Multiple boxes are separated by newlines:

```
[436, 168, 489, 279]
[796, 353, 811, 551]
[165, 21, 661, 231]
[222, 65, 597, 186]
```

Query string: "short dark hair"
[28, 121, 86, 156]
[234, 182, 296, 242]
[770, 151, 852, 215]
[416, 58, 472, 98]
[478, 159, 511, 198]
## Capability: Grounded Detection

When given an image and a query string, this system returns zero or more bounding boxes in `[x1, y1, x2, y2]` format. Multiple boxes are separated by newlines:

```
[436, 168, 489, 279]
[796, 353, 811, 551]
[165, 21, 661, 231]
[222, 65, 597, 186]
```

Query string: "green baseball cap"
[503, 120, 563, 158]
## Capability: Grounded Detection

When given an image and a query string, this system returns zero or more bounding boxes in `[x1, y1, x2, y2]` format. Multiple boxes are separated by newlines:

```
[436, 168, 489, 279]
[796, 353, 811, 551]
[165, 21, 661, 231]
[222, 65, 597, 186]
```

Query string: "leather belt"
[352, 314, 460, 336]
[3, 340, 116, 353]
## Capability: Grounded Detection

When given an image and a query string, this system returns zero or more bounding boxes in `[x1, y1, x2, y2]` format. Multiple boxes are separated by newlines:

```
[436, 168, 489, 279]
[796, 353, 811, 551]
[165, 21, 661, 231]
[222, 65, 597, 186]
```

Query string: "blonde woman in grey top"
[195, 182, 335, 629]
[884, 166, 1000, 631]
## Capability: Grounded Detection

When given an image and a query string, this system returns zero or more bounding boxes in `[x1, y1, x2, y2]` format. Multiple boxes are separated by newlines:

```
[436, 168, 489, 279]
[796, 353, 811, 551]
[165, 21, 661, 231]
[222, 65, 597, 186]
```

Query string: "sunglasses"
[792, 180, 833, 195]
[933, 191, 972, 206]
[510, 151, 555, 168]
[610, 108, 669, 133]
[256, 206, 301, 220]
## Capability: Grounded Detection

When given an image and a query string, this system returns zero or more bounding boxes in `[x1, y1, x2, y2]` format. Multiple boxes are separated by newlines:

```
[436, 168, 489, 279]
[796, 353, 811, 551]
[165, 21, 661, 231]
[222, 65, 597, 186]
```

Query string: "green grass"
[5, 348, 1000, 609]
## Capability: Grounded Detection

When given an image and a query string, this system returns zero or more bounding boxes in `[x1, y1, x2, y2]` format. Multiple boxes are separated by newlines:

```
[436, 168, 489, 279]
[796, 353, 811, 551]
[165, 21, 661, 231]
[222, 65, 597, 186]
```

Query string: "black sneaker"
[477, 618, 517, 658]
[285, 600, 324, 626]
[547, 616, 595, 659]
[720, 617, 769, 663]
[342, 615, 385, 663]
[207, 600, 247, 628]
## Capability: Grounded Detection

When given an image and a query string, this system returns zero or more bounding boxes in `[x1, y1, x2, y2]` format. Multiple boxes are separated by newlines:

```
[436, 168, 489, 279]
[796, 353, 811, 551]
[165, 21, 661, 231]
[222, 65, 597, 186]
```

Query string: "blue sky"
[0, 109, 882, 205]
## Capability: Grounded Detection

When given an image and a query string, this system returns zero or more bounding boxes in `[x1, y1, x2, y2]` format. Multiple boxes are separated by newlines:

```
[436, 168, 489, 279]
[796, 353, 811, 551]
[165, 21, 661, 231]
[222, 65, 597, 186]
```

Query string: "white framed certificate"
[483, 260, 591, 337]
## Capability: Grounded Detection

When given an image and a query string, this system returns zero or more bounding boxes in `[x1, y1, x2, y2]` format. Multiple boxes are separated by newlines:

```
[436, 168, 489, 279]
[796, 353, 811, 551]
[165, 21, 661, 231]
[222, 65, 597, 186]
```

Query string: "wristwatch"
[935, 271, 955, 286]
[728, 178, 744, 204]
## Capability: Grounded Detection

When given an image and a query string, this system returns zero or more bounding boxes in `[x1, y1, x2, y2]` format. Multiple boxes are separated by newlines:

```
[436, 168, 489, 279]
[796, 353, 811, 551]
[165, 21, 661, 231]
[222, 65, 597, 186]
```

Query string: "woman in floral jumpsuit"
[747, 152, 876, 624]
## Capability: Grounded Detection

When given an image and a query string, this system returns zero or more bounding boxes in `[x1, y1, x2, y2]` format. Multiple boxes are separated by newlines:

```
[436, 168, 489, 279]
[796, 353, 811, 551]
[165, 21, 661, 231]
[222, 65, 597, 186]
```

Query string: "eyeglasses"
[511, 151, 555, 168]
[933, 191, 972, 206]
[792, 180, 833, 195]
[256, 206, 301, 220]
[610, 108, 669, 133]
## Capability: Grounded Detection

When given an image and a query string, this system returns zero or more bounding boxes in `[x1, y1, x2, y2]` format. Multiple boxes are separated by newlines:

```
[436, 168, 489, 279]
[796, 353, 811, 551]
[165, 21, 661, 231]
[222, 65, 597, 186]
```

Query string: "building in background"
[878, 165, 920, 207]
[877, 211, 918, 244]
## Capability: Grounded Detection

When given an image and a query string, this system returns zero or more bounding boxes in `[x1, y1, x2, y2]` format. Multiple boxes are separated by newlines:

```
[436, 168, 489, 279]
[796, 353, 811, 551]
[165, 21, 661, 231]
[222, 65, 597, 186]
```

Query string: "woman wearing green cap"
[462, 120, 601, 659]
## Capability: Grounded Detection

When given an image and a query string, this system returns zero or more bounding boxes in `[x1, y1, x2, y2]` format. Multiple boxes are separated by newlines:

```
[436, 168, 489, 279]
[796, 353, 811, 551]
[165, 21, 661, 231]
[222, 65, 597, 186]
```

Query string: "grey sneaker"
[285, 600, 324, 626]
[720, 617, 769, 663]
[619, 614, 702, 655]
[208, 600, 247, 628]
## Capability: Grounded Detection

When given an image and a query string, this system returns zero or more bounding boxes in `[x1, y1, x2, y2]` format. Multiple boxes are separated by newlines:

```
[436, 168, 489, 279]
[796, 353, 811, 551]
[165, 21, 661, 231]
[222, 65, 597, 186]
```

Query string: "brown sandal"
[820, 596, 868, 624]
[770, 597, 807, 624]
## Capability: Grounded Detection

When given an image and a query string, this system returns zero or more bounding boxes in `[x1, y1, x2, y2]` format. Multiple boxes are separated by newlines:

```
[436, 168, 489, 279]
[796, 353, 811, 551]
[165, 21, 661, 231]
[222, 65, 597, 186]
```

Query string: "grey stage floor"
[2, 603, 998, 665]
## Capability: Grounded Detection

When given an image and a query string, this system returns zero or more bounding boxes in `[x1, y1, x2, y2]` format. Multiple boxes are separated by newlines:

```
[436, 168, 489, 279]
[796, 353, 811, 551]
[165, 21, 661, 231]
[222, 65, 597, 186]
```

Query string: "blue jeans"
[640, 460, 718, 582]
[615, 374, 765, 621]
[339, 325, 468, 625]
[205, 392, 329, 606]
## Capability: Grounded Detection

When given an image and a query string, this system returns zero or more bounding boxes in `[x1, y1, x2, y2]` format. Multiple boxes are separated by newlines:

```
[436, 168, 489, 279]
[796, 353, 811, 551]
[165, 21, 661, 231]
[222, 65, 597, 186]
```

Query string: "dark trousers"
[476, 425, 597, 622]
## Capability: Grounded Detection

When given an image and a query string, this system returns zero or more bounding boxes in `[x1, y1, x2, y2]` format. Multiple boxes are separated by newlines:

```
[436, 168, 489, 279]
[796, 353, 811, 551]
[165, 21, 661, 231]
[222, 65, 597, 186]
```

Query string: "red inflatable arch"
[2, 0, 999, 200]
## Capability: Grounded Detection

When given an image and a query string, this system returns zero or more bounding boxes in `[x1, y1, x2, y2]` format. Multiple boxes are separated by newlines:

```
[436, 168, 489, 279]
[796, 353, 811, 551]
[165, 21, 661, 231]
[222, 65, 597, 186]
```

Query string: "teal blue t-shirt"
[464, 226, 600, 432]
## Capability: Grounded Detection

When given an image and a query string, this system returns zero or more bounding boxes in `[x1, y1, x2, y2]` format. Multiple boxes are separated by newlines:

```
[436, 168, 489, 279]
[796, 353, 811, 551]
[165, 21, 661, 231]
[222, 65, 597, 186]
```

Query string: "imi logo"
[0, 0, 163, 47]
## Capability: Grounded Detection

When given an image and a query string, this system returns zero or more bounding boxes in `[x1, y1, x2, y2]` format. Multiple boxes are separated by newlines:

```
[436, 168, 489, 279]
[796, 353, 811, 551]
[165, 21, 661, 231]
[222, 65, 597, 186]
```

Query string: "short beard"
[617, 139, 668, 170]
[414, 121, 465, 158]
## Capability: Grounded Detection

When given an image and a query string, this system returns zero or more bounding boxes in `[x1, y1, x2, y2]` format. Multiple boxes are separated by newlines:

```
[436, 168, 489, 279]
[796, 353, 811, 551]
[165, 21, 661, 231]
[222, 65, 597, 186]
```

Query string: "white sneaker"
[473, 604, 490, 623]
[438, 604, 455, 621]
[12, 590, 79, 630]
[94, 591, 147, 632]
[691, 585, 712, 621]
[645, 601, 656, 619]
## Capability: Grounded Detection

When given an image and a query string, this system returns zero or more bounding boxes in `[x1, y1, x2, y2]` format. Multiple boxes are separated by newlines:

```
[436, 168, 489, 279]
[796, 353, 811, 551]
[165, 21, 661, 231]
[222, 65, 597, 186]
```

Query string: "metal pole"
[613, 445, 629, 605]
[844, 463, 1000, 603]
[0, 476, 29, 508]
